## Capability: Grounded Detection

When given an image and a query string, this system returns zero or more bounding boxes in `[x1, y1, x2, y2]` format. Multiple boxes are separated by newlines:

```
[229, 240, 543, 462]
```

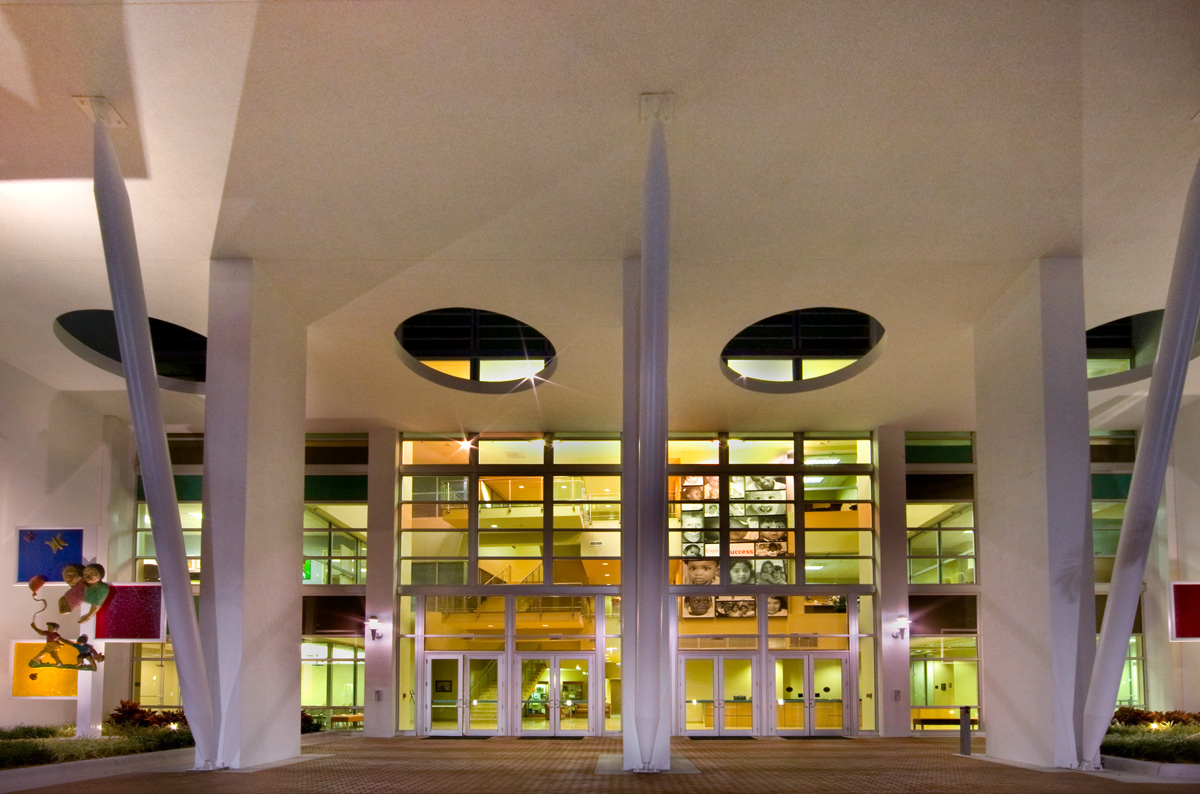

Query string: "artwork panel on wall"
[94, 583, 165, 641]
[11, 642, 79, 698]
[15, 528, 85, 583]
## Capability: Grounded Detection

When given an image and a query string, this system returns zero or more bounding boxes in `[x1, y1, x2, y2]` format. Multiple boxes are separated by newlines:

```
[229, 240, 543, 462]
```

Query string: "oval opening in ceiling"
[394, 307, 557, 394]
[1087, 308, 1200, 390]
[53, 309, 206, 394]
[720, 307, 885, 393]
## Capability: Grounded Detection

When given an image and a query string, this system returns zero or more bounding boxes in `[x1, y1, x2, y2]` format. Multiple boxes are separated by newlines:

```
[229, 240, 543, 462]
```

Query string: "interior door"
[517, 654, 593, 736]
[680, 655, 756, 736]
[771, 653, 848, 736]
[426, 655, 463, 735]
[426, 654, 503, 736]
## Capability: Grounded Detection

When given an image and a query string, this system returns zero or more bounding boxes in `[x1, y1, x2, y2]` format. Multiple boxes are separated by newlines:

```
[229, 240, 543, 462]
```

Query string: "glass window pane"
[805, 473, 871, 500]
[906, 473, 974, 501]
[424, 596, 506, 634]
[400, 531, 468, 558]
[904, 433, 974, 464]
[303, 533, 331, 555]
[552, 559, 620, 585]
[478, 531, 543, 557]
[402, 438, 471, 465]
[424, 359, 472, 379]
[478, 559, 543, 585]
[478, 438, 544, 465]
[480, 476, 543, 501]
[305, 504, 368, 528]
[728, 438, 794, 464]
[804, 504, 871, 529]
[805, 558, 870, 585]
[806, 530, 872, 556]
[553, 440, 621, 465]
[401, 503, 468, 529]
[803, 437, 871, 465]
[726, 358, 794, 381]
[478, 358, 545, 382]
[402, 476, 468, 502]
[906, 503, 973, 528]
[403, 560, 467, 586]
[553, 531, 621, 556]
[668, 439, 720, 464]
[478, 502, 543, 529]
[553, 475, 621, 500]
[1091, 500, 1126, 528]
[553, 502, 621, 528]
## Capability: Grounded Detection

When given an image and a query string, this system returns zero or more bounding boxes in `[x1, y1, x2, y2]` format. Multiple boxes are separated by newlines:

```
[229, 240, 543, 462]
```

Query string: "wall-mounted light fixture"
[891, 616, 911, 640]
[367, 615, 383, 641]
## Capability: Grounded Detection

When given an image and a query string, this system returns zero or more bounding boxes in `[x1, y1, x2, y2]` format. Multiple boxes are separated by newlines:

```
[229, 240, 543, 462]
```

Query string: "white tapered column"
[974, 258, 1093, 768]
[625, 118, 672, 772]
[92, 121, 217, 767]
[206, 259, 305, 769]
[1081, 156, 1200, 768]
[620, 256, 643, 769]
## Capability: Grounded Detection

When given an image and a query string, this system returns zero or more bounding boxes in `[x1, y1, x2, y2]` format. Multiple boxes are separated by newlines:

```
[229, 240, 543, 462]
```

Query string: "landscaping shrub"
[300, 710, 323, 734]
[1102, 723, 1200, 765]
[0, 725, 69, 740]
[0, 741, 55, 770]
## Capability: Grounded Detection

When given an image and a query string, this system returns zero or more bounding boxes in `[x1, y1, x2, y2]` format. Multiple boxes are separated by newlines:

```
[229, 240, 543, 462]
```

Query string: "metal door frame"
[422, 652, 504, 736]
[678, 653, 758, 736]
[768, 651, 850, 737]
[514, 652, 595, 737]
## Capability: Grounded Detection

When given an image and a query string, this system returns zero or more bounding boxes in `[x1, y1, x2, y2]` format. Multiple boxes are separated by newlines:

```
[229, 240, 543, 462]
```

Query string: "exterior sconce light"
[892, 616, 911, 640]
[367, 615, 383, 641]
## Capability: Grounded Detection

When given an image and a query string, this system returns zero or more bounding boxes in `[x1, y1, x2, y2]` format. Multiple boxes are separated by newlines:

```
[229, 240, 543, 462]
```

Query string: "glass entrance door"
[771, 653, 848, 736]
[424, 654, 503, 736]
[517, 655, 592, 736]
[679, 655, 756, 736]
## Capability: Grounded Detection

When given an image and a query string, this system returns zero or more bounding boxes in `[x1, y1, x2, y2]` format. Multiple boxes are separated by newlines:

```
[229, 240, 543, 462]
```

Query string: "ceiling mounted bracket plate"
[72, 96, 128, 128]
[640, 92, 674, 123]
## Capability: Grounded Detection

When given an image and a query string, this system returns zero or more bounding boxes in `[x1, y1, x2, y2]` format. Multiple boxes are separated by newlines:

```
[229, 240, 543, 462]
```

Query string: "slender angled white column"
[364, 427, 399, 737]
[206, 259, 305, 769]
[974, 258, 1093, 768]
[92, 121, 217, 767]
[630, 119, 672, 772]
[1081, 156, 1200, 768]
[874, 426, 911, 736]
[620, 256, 643, 769]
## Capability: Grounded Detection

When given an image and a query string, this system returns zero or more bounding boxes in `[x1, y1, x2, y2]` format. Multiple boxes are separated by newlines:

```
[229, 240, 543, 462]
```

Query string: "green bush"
[1102, 723, 1200, 764]
[0, 741, 56, 769]
[0, 725, 194, 771]
[0, 725, 70, 740]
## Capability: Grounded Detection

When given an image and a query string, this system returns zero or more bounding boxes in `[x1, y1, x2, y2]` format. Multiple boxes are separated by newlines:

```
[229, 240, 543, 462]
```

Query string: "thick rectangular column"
[874, 425, 911, 735]
[974, 258, 1094, 768]
[363, 427, 399, 736]
[206, 259, 306, 769]
[1166, 402, 1200, 711]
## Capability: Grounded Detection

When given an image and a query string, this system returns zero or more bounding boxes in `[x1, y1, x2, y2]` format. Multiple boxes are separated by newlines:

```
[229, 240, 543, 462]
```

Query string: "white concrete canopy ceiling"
[1, 1, 1198, 433]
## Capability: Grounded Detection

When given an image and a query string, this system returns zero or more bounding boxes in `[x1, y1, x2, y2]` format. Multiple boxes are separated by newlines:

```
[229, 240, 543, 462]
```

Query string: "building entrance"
[679, 655, 756, 735]
[770, 652, 848, 736]
[516, 654, 593, 736]
[424, 653, 504, 736]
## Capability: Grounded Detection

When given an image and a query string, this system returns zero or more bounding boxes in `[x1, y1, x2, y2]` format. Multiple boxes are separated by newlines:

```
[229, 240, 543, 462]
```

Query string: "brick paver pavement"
[6, 735, 1198, 794]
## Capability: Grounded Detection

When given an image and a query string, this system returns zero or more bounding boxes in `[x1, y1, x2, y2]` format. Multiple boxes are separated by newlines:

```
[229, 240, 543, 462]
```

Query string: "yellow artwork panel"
[12, 642, 79, 698]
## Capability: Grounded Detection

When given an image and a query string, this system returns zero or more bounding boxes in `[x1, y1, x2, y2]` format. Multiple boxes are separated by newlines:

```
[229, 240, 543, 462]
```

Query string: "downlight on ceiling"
[54, 309, 206, 394]
[720, 307, 885, 393]
[394, 307, 557, 394]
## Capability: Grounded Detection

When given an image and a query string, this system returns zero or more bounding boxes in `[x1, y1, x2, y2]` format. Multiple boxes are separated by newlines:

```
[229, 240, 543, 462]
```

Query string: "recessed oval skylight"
[1087, 309, 1200, 389]
[721, 308, 884, 392]
[394, 307, 556, 394]
[53, 309, 206, 394]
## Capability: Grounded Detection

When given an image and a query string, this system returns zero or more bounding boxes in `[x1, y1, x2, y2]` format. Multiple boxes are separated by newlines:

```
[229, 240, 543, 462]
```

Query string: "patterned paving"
[6, 735, 1197, 794]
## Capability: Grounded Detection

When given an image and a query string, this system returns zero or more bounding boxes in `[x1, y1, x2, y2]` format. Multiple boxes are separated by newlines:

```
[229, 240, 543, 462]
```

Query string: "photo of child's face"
[728, 560, 755, 584]
[682, 513, 703, 529]
[729, 530, 747, 541]
[758, 517, 786, 529]
[682, 543, 702, 558]
[756, 560, 787, 585]
[684, 596, 713, 616]
[766, 596, 785, 615]
[684, 560, 719, 585]
[750, 475, 783, 491]
[682, 530, 703, 542]
[758, 530, 787, 542]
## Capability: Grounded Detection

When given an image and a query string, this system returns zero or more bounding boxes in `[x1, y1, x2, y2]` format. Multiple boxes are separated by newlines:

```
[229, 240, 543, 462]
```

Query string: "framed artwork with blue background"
[16, 528, 84, 583]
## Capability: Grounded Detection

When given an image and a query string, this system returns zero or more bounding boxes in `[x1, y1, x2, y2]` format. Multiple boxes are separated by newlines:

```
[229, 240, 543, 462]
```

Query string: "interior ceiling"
[1, 1, 1199, 435]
